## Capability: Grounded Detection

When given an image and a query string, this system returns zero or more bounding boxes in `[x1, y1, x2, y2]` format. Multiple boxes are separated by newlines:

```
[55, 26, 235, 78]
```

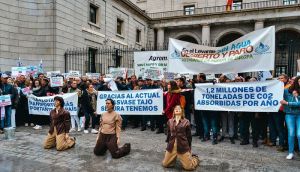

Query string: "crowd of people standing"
[0, 72, 299, 161]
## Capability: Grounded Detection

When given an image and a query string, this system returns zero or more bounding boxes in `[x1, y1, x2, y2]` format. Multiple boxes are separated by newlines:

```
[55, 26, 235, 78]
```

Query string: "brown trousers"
[162, 142, 200, 171]
[94, 133, 130, 159]
[43, 127, 75, 151]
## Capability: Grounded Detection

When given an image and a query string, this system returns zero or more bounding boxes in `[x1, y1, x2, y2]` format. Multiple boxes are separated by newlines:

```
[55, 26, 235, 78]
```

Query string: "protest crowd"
[0, 71, 299, 161]
[0, 26, 299, 170]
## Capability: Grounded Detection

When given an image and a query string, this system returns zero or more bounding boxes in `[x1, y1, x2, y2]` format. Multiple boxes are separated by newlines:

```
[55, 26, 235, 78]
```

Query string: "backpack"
[180, 95, 186, 109]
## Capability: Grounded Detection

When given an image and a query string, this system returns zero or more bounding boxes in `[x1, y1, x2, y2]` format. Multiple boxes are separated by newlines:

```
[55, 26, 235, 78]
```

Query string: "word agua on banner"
[28, 93, 78, 116]
[97, 89, 163, 115]
[168, 26, 275, 74]
[194, 80, 284, 112]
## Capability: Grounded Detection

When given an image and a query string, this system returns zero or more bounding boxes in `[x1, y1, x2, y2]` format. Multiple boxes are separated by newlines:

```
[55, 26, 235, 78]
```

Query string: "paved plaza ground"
[0, 126, 300, 172]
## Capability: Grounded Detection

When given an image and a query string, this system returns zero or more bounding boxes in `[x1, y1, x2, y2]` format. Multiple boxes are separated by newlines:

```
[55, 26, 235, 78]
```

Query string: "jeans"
[285, 114, 300, 154]
[221, 111, 234, 138]
[5, 106, 12, 128]
[239, 112, 260, 142]
[269, 111, 286, 146]
[71, 115, 80, 129]
[194, 110, 204, 137]
[84, 111, 97, 130]
[202, 111, 218, 139]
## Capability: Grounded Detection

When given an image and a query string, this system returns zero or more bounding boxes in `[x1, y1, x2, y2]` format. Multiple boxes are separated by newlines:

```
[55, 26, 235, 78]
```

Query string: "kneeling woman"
[162, 105, 200, 170]
[44, 96, 75, 151]
[94, 99, 130, 158]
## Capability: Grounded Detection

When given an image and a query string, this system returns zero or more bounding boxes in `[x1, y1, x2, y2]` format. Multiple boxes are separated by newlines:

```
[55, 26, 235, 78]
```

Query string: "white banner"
[168, 26, 275, 74]
[47, 71, 61, 77]
[50, 76, 64, 87]
[26, 66, 38, 76]
[96, 89, 163, 115]
[194, 80, 284, 112]
[28, 93, 78, 115]
[86, 73, 100, 80]
[0, 95, 11, 106]
[11, 67, 27, 77]
[134, 51, 168, 80]
[68, 70, 81, 78]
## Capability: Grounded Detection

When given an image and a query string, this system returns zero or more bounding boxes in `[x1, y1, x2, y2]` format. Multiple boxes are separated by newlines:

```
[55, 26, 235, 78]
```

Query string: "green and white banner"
[168, 26, 275, 74]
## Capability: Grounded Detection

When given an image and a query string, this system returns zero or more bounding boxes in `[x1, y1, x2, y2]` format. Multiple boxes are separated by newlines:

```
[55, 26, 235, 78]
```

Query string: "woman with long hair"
[162, 105, 200, 170]
[280, 76, 300, 159]
[81, 83, 98, 134]
[164, 81, 181, 119]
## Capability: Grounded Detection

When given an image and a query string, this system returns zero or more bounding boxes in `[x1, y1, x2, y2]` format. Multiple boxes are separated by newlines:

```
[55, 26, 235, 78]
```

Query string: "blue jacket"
[283, 89, 300, 115]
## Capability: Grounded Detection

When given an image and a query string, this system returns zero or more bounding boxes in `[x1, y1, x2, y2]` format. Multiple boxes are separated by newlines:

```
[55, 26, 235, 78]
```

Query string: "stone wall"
[0, 0, 149, 72]
[0, 0, 55, 72]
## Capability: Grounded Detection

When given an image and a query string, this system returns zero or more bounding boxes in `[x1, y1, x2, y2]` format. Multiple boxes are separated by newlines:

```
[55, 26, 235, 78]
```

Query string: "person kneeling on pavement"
[162, 105, 200, 171]
[94, 98, 130, 159]
[43, 96, 75, 151]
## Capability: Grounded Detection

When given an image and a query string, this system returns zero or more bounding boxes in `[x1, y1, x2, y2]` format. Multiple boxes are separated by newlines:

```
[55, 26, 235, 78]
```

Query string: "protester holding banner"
[32, 79, 46, 130]
[0, 74, 18, 129]
[268, 74, 289, 151]
[82, 83, 98, 134]
[94, 99, 131, 158]
[19, 79, 34, 127]
[176, 77, 192, 122]
[43, 96, 76, 151]
[280, 76, 300, 160]
[162, 105, 200, 170]
[192, 73, 205, 140]
[140, 78, 157, 131]
[68, 80, 82, 132]
[218, 75, 235, 144]
[239, 77, 260, 147]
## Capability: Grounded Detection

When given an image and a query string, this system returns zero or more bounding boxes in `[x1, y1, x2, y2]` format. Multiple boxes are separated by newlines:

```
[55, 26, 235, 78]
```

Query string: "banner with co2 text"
[194, 80, 283, 112]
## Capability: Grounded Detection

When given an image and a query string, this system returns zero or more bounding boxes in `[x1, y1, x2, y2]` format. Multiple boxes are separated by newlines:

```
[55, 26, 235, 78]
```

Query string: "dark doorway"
[275, 29, 300, 77]
[178, 35, 198, 44]
[216, 32, 243, 46]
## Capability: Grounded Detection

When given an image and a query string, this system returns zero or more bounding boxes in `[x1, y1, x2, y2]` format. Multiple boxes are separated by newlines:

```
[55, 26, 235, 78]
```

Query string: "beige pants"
[162, 142, 200, 171]
[43, 127, 75, 151]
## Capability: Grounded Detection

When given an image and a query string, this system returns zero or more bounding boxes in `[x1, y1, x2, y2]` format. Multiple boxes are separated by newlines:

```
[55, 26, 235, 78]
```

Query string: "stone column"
[252, 20, 265, 77]
[157, 28, 165, 49]
[202, 24, 210, 45]
[254, 20, 264, 30]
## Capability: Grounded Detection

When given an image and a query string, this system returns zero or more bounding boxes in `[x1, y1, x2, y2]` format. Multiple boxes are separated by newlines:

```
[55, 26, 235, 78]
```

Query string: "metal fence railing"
[147, 0, 299, 19]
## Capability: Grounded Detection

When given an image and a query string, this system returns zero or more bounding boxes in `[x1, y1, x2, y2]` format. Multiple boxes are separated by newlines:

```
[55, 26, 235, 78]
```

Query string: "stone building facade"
[1, 0, 300, 76]
[134, 0, 300, 76]
[0, 0, 149, 72]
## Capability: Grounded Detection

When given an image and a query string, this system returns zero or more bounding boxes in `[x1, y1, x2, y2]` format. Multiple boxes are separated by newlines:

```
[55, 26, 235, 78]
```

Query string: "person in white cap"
[0, 74, 18, 132]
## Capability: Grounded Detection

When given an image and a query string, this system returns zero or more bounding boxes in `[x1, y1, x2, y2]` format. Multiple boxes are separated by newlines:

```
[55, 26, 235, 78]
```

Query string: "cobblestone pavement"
[0, 126, 300, 172]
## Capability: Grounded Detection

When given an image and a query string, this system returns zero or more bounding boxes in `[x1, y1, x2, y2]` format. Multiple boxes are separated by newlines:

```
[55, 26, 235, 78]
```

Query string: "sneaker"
[286, 153, 294, 160]
[69, 128, 76, 132]
[25, 123, 28, 127]
[91, 129, 98, 134]
[77, 128, 82, 132]
[33, 125, 42, 130]
[83, 130, 89, 134]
